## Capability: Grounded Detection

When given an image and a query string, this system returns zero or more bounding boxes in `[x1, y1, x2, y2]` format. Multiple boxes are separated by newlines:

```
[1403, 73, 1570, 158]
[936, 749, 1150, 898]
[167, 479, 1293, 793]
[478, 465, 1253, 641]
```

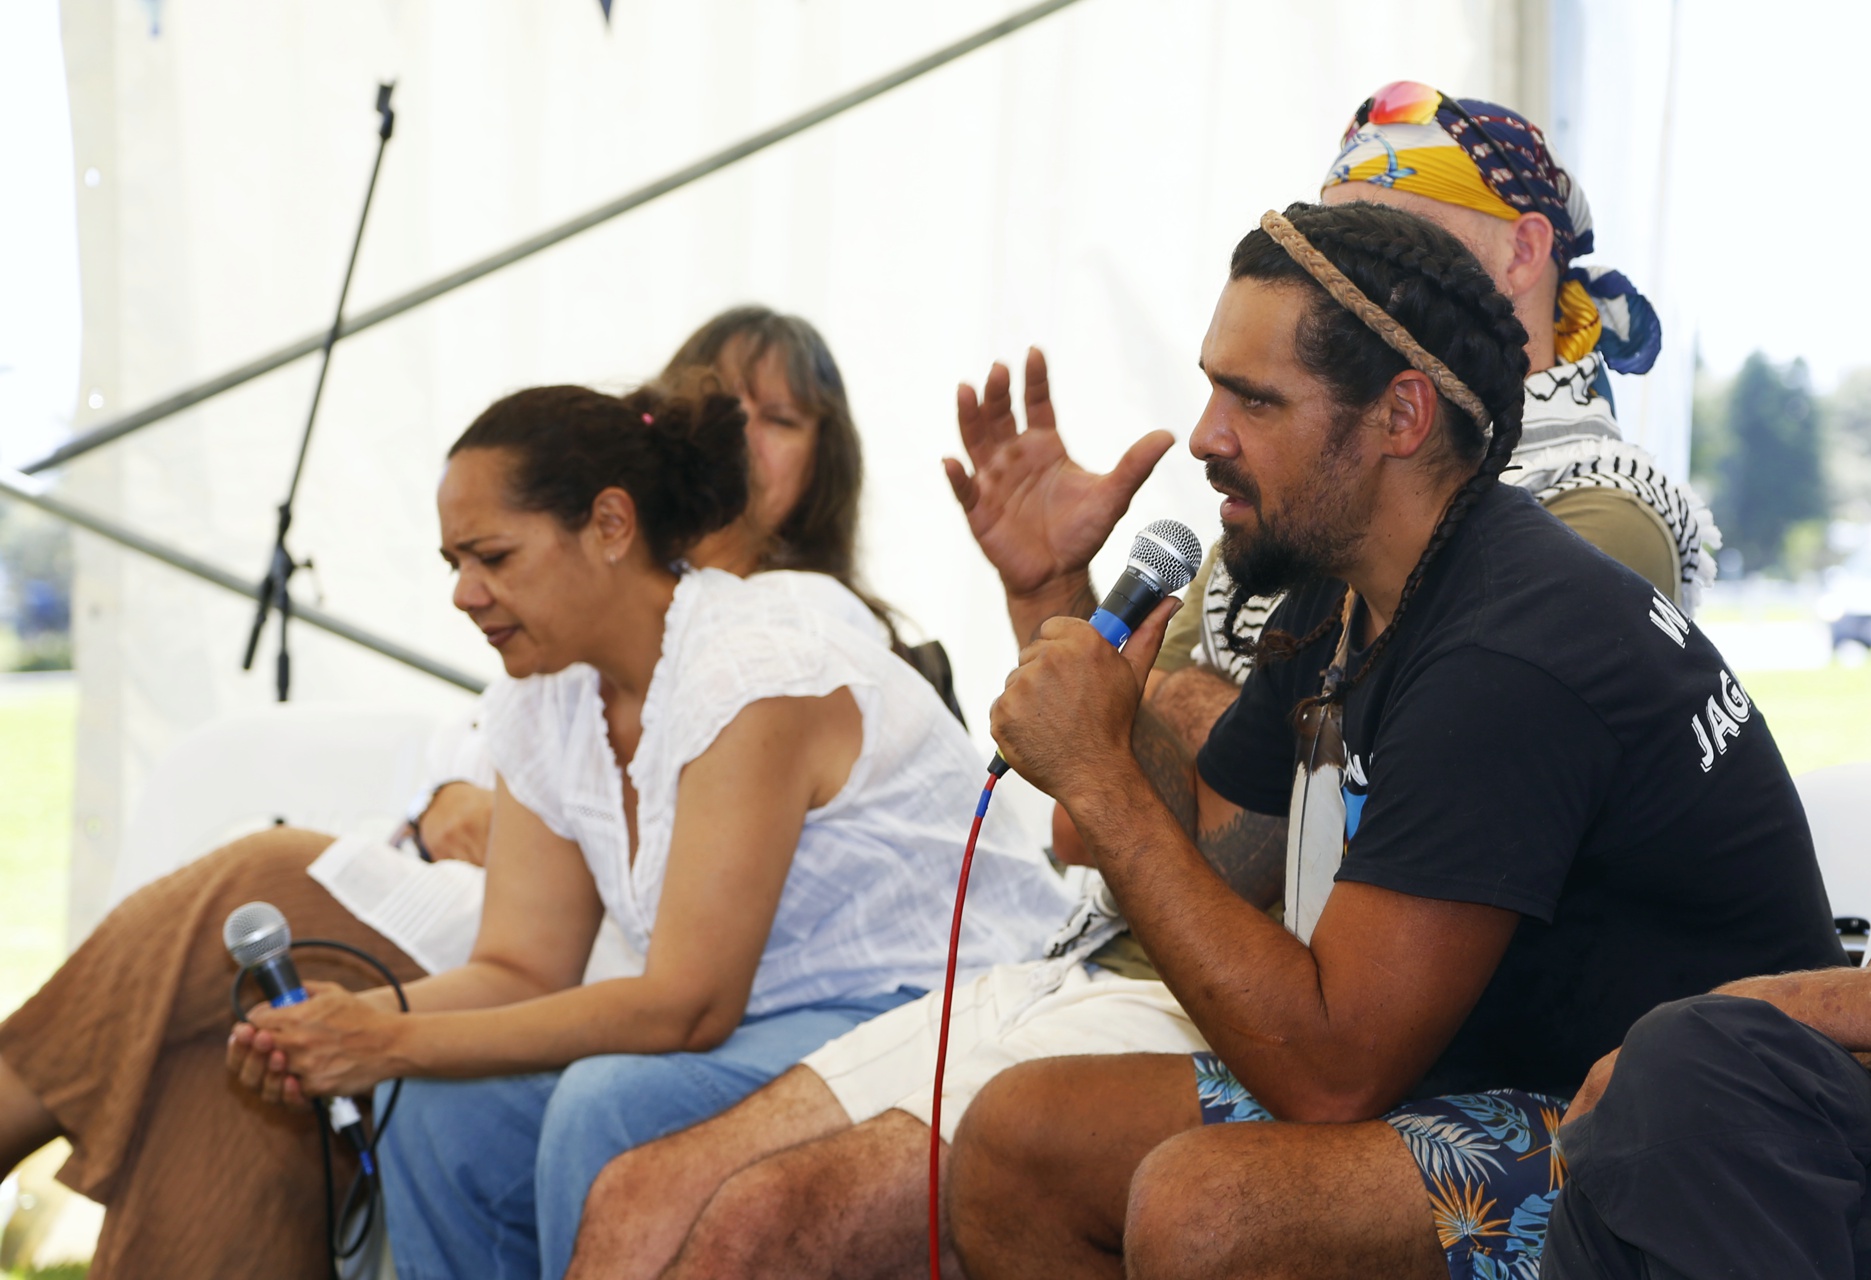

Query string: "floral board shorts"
[1193, 1053, 1569, 1280]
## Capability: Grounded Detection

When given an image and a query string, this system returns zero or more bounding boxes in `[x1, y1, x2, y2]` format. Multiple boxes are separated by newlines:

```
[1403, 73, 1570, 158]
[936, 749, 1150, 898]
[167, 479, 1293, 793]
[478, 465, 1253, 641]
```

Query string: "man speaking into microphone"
[944, 199, 1845, 1280]
[564, 201, 1837, 1280]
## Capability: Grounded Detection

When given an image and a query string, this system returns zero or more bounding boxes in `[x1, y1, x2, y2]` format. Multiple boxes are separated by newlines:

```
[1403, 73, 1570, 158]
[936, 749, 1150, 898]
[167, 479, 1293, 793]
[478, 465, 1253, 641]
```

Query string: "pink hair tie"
[641, 412, 654, 425]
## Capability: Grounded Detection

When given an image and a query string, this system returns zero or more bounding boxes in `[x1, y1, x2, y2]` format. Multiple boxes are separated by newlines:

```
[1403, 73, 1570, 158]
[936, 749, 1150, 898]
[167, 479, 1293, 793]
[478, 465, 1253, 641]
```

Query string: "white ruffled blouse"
[483, 568, 1073, 1015]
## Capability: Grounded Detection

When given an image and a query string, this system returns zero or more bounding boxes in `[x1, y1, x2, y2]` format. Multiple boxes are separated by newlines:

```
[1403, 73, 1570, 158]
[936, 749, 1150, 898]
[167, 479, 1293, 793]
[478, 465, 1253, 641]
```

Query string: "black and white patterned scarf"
[1194, 354, 1722, 682]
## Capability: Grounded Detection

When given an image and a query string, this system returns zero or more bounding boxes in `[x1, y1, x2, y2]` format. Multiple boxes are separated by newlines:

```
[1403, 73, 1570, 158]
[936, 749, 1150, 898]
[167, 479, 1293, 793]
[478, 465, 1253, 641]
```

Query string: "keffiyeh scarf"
[1195, 354, 1722, 681]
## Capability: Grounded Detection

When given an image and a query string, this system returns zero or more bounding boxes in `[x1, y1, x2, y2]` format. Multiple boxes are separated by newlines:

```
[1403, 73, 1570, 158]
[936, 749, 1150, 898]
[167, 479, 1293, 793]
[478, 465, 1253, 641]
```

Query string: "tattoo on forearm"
[1131, 705, 1198, 834]
[1132, 704, 1285, 907]
[1149, 667, 1241, 759]
[1194, 808, 1286, 910]
[1028, 581, 1100, 642]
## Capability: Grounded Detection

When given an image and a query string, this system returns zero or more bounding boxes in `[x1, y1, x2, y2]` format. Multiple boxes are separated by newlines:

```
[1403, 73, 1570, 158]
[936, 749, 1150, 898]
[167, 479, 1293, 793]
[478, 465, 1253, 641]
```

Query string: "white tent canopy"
[43, 0, 1688, 942]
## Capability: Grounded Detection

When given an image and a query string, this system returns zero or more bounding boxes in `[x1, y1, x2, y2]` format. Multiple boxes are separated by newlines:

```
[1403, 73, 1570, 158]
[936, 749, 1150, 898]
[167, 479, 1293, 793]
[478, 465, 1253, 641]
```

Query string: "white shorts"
[802, 960, 1207, 1143]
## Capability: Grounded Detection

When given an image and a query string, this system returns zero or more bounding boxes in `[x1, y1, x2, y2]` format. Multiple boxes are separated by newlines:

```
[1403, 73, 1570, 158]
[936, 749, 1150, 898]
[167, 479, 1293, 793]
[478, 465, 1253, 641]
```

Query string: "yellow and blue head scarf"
[1323, 80, 1660, 376]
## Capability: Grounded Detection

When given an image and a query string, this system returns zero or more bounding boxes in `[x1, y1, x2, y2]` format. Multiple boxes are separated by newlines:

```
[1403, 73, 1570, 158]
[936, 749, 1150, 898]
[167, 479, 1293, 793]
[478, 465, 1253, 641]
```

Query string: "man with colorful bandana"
[560, 90, 1743, 1280]
[1149, 81, 1718, 757]
[948, 198, 1839, 1280]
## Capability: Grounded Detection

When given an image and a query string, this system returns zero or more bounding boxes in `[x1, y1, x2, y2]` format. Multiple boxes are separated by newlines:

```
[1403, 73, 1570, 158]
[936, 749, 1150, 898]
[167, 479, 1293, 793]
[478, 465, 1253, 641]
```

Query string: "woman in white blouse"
[0, 307, 957, 1280]
[231, 378, 1072, 1280]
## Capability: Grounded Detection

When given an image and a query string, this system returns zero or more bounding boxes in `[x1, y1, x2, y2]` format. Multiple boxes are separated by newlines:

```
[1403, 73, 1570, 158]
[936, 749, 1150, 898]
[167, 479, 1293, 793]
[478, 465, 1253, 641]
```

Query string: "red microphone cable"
[923, 519, 1197, 1277]
[929, 766, 1002, 1279]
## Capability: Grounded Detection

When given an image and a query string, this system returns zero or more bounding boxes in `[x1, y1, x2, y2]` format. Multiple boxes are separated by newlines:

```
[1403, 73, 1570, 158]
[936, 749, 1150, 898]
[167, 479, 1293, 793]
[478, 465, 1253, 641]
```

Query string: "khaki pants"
[0, 827, 422, 1280]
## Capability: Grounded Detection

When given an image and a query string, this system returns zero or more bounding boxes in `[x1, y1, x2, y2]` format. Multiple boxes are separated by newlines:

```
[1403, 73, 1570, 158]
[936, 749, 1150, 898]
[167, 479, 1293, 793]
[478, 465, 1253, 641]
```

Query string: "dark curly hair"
[1226, 200, 1530, 704]
[448, 376, 749, 567]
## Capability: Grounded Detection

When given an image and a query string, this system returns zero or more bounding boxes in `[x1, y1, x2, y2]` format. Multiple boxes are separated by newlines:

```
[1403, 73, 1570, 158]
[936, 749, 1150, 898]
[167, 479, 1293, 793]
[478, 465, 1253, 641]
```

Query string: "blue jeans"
[375, 989, 915, 1280]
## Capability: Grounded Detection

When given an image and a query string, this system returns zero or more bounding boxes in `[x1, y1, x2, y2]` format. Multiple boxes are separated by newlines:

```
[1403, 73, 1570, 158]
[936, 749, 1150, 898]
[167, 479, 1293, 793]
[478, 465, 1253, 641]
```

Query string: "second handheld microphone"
[224, 901, 376, 1173]
[224, 900, 309, 1006]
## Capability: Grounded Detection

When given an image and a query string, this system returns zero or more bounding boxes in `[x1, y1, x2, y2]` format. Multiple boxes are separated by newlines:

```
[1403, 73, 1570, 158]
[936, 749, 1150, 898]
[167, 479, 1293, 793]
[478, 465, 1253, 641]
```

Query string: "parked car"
[1820, 544, 1871, 658]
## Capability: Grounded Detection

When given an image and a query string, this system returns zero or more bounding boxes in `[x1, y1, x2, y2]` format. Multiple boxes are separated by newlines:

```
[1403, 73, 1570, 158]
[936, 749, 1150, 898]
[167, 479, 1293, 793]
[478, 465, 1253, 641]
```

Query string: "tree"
[1824, 366, 1871, 522]
[1718, 353, 1827, 574]
[1689, 355, 1730, 509]
[0, 502, 72, 669]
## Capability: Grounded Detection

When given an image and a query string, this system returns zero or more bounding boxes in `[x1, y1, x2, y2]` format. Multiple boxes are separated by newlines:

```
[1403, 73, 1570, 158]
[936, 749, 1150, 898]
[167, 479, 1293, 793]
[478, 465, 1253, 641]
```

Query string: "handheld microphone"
[936, 522, 1204, 1274]
[1087, 518, 1205, 647]
[224, 901, 308, 1006]
[988, 518, 1203, 776]
[224, 902, 375, 1174]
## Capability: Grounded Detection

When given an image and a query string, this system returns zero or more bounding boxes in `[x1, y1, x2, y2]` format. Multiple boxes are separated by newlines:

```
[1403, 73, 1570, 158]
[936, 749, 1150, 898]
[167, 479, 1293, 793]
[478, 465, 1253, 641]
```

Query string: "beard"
[1209, 451, 1361, 603]
[1210, 450, 1362, 663]
[1207, 403, 1368, 663]
[1215, 493, 1332, 600]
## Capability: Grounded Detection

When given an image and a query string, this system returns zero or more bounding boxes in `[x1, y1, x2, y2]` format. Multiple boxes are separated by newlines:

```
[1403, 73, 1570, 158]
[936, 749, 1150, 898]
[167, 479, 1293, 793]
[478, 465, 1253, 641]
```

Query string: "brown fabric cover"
[0, 827, 422, 1279]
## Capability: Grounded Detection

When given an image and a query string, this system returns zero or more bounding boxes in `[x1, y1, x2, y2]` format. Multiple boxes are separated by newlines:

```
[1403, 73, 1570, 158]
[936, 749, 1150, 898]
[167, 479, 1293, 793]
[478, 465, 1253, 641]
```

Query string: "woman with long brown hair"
[0, 306, 992, 1279]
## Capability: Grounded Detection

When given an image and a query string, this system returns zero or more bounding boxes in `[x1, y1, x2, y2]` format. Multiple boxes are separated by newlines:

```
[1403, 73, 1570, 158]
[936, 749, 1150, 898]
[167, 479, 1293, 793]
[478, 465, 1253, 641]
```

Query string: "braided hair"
[1226, 200, 1530, 705]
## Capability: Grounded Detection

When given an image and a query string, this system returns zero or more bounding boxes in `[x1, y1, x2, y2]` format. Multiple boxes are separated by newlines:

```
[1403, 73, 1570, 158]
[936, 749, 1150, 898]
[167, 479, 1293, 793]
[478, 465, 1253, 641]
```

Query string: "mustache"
[1206, 459, 1261, 508]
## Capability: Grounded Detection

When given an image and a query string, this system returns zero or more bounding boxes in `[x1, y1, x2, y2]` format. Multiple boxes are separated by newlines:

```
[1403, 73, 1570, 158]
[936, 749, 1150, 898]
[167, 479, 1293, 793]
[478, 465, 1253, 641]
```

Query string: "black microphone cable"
[230, 938, 409, 1279]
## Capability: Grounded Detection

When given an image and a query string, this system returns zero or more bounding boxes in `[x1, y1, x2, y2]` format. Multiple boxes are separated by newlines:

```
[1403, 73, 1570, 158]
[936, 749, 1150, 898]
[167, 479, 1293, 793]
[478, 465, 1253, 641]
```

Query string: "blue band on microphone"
[271, 986, 310, 1008]
[1089, 608, 1132, 648]
[974, 784, 995, 818]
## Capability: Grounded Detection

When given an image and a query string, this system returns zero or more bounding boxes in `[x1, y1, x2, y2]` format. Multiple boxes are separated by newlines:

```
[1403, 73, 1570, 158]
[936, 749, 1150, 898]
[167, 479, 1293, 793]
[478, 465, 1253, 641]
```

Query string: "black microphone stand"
[242, 83, 396, 701]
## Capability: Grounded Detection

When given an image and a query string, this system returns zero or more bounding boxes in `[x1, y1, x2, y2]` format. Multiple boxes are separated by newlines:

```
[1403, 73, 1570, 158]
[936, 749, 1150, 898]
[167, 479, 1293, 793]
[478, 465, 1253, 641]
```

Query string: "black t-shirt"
[1196, 484, 1845, 1099]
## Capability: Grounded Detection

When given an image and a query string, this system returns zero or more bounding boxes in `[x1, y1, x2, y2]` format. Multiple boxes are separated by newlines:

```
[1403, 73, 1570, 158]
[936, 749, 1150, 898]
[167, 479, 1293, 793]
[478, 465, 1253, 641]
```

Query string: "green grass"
[0, 663, 1860, 1023]
[1698, 604, 1818, 624]
[0, 678, 76, 1021]
[0, 655, 1854, 1280]
[1743, 664, 1871, 778]
[0, 679, 84, 1279]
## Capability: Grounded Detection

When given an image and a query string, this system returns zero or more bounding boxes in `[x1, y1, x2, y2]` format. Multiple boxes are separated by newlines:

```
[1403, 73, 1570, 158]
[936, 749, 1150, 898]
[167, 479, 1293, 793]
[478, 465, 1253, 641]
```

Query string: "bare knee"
[573, 1133, 724, 1280]
[592, 1064, 846, 1232]
[951, 1057, 1131, 1219]
[951, 1059, 1055, 1187]
[948, 1061, 1067, 1264]
[719, 1157, 811, 1230]
[1126, 1129, 1273, 1280]
[584, 1144, 659, 1230]
[669, 1157, 813, 1275]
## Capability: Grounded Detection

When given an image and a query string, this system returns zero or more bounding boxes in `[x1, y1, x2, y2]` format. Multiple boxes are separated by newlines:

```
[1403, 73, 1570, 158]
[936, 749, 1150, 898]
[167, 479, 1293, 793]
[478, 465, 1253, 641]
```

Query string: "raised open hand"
[945, 347, 1174, 601]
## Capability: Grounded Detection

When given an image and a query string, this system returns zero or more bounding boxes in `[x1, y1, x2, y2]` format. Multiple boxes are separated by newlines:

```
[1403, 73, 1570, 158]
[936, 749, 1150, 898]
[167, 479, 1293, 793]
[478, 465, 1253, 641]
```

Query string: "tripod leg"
[276, 582, 293, 702]
[242, 570, 275, 672]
